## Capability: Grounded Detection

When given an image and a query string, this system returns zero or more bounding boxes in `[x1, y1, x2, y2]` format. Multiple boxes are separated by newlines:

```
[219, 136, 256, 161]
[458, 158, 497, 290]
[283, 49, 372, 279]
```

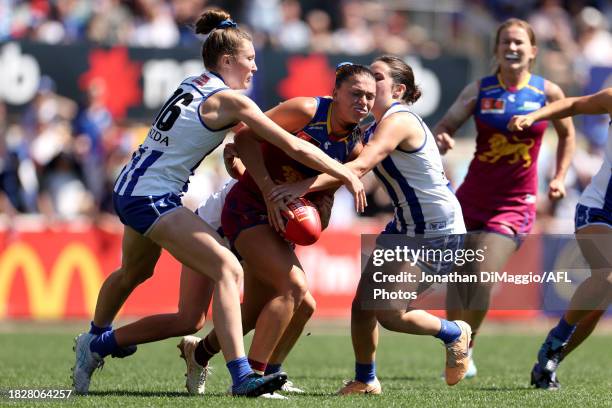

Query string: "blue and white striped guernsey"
[114, 71, 232, 197]
[580, 121, 612, 212]
[364, 103, 466, 236]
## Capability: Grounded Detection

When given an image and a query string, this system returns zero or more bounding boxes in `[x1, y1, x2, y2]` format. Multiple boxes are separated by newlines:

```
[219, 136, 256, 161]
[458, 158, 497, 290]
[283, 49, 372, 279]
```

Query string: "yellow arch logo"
[0, 242, 103, 319]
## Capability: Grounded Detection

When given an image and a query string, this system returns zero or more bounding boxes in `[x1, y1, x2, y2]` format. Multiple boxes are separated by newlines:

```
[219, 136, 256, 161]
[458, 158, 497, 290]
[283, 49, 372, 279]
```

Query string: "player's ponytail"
[374, 55, 421, 105]
[195, 8, 252, 71]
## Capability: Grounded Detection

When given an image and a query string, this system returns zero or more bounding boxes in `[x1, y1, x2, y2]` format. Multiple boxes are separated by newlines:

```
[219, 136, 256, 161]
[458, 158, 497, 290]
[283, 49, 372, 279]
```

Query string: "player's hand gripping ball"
[282, 197, 322, 246]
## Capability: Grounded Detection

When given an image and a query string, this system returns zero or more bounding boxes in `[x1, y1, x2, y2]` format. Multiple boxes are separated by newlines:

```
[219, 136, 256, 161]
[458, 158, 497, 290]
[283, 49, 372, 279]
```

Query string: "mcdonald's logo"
[0, 242, 103, 319]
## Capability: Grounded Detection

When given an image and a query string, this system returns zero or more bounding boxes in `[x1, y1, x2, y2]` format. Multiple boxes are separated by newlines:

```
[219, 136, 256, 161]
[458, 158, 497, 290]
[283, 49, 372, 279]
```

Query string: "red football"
[282, 197, 322, 246]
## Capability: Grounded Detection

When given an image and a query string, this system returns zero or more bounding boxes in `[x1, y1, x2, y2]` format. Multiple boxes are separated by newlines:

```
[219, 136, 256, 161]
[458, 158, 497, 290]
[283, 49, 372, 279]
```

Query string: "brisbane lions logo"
[478, 133, 534, 168]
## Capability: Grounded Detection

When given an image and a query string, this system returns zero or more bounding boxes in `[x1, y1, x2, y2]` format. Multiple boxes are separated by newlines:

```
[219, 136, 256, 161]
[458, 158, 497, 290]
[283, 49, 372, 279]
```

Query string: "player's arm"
[234, 97, 316, 231]
[509, 87, 612, 129]
[268, 115, 410, 202]
[544, 81, 576, 200]
[432, 81, 479, 154]
[223, 143, 245, 179]
[311, 140, 364, 229]
[216, 92, 366, 211]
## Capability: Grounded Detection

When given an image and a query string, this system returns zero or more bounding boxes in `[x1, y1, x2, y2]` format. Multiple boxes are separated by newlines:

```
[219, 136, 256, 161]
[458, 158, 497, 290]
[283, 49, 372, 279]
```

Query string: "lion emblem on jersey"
[279, 165, 304, 183]
[478, 133, 534, 168]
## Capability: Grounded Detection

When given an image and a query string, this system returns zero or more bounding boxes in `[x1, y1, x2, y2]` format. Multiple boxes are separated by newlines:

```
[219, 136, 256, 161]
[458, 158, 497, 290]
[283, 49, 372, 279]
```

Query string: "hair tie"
[335, 61, 353, 71]
[216, 19, 237, 29]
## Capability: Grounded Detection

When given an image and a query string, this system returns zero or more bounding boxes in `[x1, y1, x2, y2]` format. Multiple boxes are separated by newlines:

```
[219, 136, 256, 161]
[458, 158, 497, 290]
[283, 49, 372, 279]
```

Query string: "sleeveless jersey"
[580, 121, 612, 211]
[458, 74, 549, 207]
[364, 103, 465, 236]
[114, 71, 232, 197]
[240, 97, 360, 193]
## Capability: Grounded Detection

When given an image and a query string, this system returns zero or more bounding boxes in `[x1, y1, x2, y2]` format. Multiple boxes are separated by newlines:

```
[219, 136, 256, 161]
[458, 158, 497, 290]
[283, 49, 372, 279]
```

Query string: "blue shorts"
[113, 192, 183, 235]
[376, 222, 465, 276]
[575, 204, 612, 231]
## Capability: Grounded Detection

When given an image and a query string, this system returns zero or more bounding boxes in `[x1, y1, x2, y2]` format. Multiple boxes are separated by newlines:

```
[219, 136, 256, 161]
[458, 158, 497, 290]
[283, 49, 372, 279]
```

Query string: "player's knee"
[297, 294, 316, 319]
[116, 265, 155, 289]
[285, 277, 308, 307]
[212, 253, 243, 283]
[376, 310, 403, 332]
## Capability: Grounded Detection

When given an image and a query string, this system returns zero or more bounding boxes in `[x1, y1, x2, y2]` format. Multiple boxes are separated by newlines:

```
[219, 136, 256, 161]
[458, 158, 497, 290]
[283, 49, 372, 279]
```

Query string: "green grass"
[0, 324, 611, 407]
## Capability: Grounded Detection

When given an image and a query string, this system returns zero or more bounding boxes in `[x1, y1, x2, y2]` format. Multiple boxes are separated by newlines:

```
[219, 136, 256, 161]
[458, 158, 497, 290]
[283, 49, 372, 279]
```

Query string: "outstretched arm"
[217, 92, 366, 211]
[509, 87, 612, 130]
[268, 114, 416, 202]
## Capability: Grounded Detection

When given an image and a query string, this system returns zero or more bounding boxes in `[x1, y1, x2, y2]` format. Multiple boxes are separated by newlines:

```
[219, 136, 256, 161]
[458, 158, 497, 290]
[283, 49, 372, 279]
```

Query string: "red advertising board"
[0, 227, 540, 320]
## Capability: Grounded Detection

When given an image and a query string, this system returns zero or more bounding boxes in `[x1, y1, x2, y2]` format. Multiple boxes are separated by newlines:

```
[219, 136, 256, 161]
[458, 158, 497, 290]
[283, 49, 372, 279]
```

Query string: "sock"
[355, 362, 376, 384]
[550, 317, 576, 343]
[89, 329, 118, 358]
[227, 356, 254, 388]
[435, 319, 461, 344]
[265, 363, 282, 375]
[89, 321, 111, 336]
[248, 358, 267, 376]
[194, 336, 218, 366]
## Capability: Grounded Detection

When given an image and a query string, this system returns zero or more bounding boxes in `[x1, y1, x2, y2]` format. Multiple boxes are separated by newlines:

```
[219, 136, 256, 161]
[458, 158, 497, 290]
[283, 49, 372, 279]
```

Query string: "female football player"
[433, 18, 575, 377]
[182, 62, 376, 394]
[509, 87, 611, 389]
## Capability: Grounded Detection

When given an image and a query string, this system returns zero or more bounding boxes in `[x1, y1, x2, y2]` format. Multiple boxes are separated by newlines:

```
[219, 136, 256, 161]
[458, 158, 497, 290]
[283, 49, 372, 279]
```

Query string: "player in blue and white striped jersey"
[510, 87, 612, 390]
[71, 8, 365, 397]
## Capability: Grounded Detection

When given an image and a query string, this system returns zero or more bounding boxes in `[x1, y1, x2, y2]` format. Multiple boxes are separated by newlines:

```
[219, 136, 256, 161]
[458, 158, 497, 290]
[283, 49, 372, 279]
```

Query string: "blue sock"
[435, 319, 461, 344]
[227, 356, 254, 388]
[89, 321, 111, 336]
[550, 317, 576, 343]
[355, 362, 376, 384]
[89, 330, 118, 358]
[265, 363, 282, 375]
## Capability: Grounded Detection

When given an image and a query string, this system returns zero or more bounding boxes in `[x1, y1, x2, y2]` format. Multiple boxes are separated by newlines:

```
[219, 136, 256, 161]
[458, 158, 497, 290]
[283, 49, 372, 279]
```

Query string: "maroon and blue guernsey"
[457, 73, 548, 210]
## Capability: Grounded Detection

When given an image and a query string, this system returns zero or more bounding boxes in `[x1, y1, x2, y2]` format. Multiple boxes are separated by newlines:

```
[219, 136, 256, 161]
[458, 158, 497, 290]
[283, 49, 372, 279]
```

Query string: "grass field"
[1, 322, 610, 407]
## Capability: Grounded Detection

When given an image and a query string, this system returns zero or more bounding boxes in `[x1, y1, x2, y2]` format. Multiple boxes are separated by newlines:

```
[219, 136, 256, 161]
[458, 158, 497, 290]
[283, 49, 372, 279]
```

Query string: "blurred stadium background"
[0, 0, 611, 322]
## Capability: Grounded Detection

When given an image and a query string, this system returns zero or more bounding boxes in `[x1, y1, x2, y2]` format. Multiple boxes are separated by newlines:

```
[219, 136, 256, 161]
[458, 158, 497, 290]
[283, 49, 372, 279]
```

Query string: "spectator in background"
[131, 0, 179, 48]
[332, 1, 375, 55]
[371, 10, 412, 56]
[528, 0, 577, 89]
[171, 0, 205, 46]
[73, 79, 112, 211]
[575, 6, 612, 67]
[37, 151, 94, 222]
[273, 0, 310, 52]
[87, 0, 133, 45]
[305, 9, 335, 53]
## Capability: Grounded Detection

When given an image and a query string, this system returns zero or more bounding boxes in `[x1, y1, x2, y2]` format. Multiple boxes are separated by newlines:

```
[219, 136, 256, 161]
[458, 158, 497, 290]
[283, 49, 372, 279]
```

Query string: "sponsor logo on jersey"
[519, 101, 542, 111]
[428, 221, 447, 231]
[147, 128, 169, 146]
[193, 74, 210, 88]
[296, 131, 321, 147]
[480, 98, 506, 114]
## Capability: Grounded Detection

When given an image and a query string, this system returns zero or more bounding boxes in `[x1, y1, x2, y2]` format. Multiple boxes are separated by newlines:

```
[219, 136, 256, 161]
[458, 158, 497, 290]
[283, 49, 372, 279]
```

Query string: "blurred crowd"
[0, 0, 610, 231]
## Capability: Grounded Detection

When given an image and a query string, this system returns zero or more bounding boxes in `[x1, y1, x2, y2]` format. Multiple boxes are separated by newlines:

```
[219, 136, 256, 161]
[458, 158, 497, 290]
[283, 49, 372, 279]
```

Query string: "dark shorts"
[376, 221, 465, 276]
[221, 182, 270, 247]
[575, 203, 612, 230]
[113, 192, 183, 235]
[459, 197, 535, 240]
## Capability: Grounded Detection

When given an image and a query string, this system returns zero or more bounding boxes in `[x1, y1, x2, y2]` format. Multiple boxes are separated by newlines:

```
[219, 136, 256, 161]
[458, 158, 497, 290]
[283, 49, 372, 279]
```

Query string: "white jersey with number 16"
[114, 71, 232, 197]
